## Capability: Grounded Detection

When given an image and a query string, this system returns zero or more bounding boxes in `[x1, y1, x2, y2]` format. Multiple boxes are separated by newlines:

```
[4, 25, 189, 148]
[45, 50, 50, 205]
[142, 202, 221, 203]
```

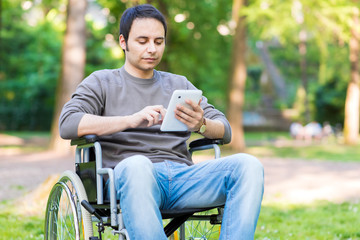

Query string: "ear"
[119, 34, 127, 51]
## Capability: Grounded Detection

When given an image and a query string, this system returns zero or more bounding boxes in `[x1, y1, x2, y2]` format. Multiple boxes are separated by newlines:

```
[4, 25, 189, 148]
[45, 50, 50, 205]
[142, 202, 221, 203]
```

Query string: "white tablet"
[160, 90, 203, 132]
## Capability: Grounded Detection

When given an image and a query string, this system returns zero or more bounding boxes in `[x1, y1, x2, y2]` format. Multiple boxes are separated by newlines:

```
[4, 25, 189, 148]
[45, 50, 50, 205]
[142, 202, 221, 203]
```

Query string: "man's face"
[120, 18, 165, 78]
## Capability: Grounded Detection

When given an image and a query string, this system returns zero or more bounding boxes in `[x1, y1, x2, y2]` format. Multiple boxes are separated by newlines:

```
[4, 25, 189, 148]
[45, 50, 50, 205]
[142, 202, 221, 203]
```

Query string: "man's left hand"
[174, 99, 203, 132]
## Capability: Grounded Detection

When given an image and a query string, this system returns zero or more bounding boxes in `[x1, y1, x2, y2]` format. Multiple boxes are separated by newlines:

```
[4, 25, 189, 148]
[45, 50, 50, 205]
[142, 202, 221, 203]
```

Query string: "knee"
[114, 155, 154, 183]
[114, 155, 159, 202]
[230, 153, 264, 180]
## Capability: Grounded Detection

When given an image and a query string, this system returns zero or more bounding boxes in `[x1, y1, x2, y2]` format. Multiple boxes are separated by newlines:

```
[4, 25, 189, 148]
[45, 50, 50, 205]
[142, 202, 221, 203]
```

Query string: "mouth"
[143, 57, 157, 62]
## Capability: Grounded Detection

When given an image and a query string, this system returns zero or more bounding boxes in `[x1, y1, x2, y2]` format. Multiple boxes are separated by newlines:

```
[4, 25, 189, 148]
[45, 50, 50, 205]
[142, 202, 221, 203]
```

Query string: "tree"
[242, 0, 360, 141]
[344, 5, 360, 145]
[228, 0, 247, 151]
[49, 0, 87, 154]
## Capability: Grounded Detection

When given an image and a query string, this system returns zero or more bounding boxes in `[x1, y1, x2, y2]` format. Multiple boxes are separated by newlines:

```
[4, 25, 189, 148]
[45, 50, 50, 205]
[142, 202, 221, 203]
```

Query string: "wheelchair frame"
[45, 135, 224, 240]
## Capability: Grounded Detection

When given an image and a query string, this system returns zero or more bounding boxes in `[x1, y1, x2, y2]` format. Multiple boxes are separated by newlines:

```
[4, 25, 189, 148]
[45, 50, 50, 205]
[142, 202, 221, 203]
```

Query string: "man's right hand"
[129, 105, 166, 128]
[77, 105, 166, 137]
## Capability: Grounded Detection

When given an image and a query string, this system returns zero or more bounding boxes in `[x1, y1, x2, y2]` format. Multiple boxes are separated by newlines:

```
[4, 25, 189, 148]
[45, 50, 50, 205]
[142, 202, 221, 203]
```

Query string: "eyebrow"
[136, 36, 165, 40]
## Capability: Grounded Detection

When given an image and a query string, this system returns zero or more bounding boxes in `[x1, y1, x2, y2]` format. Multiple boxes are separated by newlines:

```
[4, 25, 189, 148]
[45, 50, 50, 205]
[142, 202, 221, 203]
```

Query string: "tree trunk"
[227, 0, 247, 152]
[299, 29, 311, 123]
[344, 6, 360, 145]
[49, 0, 87, 154]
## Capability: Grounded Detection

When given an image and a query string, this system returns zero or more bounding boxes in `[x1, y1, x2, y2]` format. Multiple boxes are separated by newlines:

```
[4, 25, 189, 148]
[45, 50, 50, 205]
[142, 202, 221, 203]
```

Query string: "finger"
[175, 108, 200, 129]
[160, 108, 166, 122]
[176, 103, 193, 116]
[175, 111, 198, 130]
[175, 109, 191, 122]
[178, 101, 203, 121]
[184, 99, 203, 115]
[149, 111, 162, 126]
[152, 105, 165, 113]
[185, 99, 199, 109]
[146, 114, 155, 127]
[151, 105, 166, 122]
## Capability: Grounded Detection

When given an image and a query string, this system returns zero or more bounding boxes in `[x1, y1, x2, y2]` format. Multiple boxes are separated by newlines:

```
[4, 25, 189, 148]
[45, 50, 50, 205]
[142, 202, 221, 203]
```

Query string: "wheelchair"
[44, 135, 225, 240]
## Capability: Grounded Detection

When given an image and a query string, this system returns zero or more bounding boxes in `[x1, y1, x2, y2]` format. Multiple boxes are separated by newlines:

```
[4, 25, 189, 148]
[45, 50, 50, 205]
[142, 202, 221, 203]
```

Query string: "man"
[59, 4, 264, 239]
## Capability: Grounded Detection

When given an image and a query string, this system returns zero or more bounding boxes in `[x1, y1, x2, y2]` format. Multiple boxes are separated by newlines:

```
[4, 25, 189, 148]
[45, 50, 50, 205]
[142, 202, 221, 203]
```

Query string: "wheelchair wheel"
[44, 170, 93, 240]
[183, 210, 221, 240]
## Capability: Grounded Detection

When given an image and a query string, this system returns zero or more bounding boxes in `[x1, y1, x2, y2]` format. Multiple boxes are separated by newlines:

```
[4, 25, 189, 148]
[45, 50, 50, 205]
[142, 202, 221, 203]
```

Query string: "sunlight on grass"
[256, 201, 360, 239]
[244, 132, 360, 162]
[0, 202, 44, 239]
[246, 144, 360, 161]
[1, 199, 360, 239]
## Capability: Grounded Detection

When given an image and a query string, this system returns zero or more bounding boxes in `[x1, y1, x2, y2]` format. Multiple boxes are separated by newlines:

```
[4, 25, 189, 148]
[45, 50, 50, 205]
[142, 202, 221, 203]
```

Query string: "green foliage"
[0, 2, 62, 130]
[244, 65, 262, 110]
[312, 44, 349, 125]
[243, 0, 354, 45]
[315, 78, 347, 126]
[167, 0, 233, 112]
[1, 0, 359, 131]
[0, 0, 124, 130]
[242, 0, 358, 124]
[85, 20, 125, 75]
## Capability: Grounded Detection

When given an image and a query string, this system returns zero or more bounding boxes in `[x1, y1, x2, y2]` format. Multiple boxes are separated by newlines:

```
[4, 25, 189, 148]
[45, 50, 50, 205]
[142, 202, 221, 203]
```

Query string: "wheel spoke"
[184, 211, 220, 240]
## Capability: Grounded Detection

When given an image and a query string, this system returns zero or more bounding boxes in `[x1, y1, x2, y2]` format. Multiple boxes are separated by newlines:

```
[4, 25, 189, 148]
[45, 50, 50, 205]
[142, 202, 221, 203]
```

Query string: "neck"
[124, 63, 154, 79]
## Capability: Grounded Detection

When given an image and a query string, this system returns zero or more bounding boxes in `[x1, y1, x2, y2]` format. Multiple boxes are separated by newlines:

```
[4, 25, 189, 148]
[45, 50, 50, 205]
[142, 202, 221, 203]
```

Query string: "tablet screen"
[160, 90, 202, 132]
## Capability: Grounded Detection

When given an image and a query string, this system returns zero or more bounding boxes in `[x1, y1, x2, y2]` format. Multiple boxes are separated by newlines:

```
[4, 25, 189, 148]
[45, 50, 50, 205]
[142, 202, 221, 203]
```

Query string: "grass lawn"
[1, 200, 360, 239]
[0, 203, 44, 240]
[256, 201, 360, 239]
[243, 131, 360, 162]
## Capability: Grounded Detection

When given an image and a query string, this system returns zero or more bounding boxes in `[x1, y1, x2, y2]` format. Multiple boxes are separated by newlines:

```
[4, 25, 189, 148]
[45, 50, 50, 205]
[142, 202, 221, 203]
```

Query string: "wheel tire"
[44, 170, 93, 240]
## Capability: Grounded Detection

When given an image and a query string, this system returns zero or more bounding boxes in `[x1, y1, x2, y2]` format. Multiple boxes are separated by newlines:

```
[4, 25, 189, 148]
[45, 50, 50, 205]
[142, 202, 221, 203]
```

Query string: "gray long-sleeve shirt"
[59, 67, 231, 168]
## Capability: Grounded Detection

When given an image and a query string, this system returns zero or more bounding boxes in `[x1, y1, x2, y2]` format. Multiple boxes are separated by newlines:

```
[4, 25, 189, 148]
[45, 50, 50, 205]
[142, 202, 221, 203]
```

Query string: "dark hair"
[119, 4, 167, 43]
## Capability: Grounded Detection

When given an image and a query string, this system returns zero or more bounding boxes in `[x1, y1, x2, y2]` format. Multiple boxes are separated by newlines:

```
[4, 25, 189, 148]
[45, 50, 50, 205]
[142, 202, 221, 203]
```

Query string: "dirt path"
[260, 157, 360, 203]
[0, 151, 74, 201]
[1, 151, 360, 204]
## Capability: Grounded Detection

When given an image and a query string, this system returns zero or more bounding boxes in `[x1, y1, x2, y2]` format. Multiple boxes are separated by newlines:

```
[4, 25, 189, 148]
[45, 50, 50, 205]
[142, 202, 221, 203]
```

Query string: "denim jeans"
[112, 153, 264, 240]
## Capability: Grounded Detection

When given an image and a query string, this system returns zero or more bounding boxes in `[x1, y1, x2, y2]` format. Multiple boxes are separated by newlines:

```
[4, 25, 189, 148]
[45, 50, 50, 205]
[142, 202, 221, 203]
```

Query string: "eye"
[155, 39, 164, 45]
[137, 38, 148, 44]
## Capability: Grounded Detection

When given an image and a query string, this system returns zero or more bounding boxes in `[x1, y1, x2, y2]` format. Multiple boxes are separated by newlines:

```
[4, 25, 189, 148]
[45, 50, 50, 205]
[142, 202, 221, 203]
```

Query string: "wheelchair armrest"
[189, 138, 224, 159]
[189, 138, 223, 149]
[71, 134, 99, 146]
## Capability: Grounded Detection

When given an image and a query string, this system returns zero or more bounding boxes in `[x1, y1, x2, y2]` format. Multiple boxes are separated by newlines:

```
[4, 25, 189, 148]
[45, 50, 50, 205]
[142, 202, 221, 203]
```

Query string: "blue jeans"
[112, 153, 264, 240]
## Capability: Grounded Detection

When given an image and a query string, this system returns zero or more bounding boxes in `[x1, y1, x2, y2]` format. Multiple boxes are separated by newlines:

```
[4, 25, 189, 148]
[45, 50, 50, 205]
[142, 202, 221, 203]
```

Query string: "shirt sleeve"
[59, 73, 104, 139]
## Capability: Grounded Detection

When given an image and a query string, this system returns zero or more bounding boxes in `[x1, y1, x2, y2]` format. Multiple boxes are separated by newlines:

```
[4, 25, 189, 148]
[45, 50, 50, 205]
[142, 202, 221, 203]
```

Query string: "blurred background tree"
[1, 0, 359, 151]
[228, 0, 248, 151]
[49, 0, 87, 153]
[243, 0, 359, 144]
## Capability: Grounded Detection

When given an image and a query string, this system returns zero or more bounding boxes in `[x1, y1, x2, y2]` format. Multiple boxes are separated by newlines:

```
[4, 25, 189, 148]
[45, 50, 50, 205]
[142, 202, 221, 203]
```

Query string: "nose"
[147, 42, 156, 53]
